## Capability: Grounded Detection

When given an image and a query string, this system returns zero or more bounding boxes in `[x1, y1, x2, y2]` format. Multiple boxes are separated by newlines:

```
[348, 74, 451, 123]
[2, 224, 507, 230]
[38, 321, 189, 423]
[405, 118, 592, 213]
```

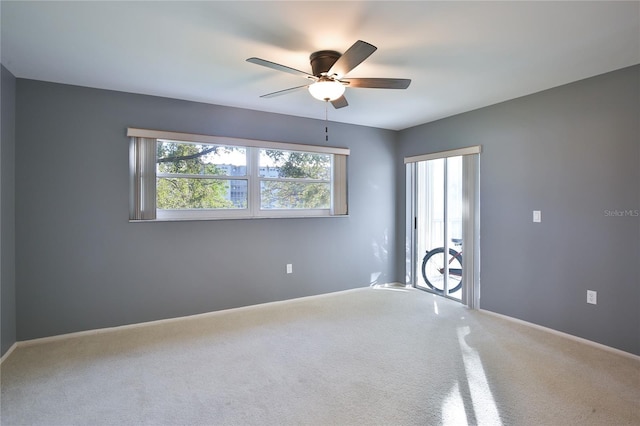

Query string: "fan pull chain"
[325, 101, 329, 142]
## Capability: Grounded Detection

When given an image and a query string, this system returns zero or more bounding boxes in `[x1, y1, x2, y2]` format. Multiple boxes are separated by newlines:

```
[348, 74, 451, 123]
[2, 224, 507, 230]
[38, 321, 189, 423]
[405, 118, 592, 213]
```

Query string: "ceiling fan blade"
[247, 57, 315, 80]
[342, 78, 411, 89]
[331, 95, 349, 109]
[327, 40, 377, 78]
[260, 85, 309, 98]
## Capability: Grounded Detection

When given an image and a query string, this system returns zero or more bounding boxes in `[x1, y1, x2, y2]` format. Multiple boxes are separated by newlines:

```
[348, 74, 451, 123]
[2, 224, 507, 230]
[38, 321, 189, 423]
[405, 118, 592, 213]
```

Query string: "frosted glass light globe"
[308, 80, 345, 101]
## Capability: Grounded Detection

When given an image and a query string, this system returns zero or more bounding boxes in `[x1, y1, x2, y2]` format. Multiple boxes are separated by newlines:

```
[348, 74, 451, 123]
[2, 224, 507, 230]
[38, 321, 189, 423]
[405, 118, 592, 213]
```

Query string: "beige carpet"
[1, 286, 638, 425]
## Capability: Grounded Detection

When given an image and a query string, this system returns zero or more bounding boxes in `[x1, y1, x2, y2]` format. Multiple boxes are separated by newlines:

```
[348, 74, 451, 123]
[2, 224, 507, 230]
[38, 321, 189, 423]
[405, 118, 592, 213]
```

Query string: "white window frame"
[128, 128, 349, 221]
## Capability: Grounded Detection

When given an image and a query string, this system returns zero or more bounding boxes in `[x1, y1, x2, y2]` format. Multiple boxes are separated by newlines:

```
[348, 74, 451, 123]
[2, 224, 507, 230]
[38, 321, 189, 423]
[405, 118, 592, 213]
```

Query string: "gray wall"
[15, 80, 397, 340]
[397, 65, 640, 355]
[8, 66, 639, 357]
[1, 65, 17, 356]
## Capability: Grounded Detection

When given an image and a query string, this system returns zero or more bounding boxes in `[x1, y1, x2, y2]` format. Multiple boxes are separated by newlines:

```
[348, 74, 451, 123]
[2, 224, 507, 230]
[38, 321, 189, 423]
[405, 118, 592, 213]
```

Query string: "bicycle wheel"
[421, 248, 463, 294]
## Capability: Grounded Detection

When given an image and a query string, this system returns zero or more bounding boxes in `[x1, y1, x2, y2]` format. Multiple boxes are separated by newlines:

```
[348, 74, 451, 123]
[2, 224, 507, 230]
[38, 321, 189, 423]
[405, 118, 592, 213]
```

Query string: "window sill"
[129, 214, 349, 223]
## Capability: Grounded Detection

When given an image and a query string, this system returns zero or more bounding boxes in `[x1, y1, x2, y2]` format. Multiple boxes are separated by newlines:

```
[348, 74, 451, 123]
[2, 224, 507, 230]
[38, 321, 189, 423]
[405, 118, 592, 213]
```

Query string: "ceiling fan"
[246, 40, 411, 109]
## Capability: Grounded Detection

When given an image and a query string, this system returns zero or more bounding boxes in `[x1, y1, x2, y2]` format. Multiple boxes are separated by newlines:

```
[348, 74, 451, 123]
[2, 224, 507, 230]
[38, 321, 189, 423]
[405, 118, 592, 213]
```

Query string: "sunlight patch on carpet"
[457, 325, 503, 426]
[442, 381, 468, 426]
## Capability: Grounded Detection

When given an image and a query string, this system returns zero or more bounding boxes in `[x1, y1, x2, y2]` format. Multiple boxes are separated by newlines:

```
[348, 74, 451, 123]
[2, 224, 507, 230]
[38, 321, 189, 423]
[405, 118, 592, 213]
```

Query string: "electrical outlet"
[587, 290, 597, 305]
[286, 264, 293, 274]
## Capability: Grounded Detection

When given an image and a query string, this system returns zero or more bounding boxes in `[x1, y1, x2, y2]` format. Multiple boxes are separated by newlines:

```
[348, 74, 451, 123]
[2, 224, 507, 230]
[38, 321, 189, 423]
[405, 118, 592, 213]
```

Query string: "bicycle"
[421, 238, 463, 295]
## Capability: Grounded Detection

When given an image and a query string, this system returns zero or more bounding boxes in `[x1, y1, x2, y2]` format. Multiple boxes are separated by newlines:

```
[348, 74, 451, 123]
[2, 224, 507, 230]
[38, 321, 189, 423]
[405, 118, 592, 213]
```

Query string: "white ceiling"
[2, 1, 639, 130]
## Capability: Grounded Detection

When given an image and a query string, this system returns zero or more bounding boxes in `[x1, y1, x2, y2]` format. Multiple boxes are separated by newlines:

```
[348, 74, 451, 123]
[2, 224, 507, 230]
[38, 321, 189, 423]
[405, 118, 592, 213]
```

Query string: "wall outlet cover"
[533, 210, 541, 223]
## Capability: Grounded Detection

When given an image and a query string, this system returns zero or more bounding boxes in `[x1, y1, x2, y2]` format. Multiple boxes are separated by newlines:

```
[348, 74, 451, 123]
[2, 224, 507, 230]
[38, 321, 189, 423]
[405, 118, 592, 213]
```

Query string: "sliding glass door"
[405, 148, 480, 307]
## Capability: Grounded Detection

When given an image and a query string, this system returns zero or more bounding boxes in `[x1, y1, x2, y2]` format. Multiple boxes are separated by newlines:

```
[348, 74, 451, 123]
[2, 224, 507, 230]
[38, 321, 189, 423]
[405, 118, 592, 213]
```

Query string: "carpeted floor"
[1, 286, 638, 425]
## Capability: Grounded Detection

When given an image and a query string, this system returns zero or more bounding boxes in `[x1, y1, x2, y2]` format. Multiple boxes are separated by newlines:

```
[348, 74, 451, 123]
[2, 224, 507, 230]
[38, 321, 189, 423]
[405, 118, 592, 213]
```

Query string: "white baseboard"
[3, 287, 372, 352]
[0, 342, 18, 365]
[5, 290, 636, 364]
[479, 309, 640, 362]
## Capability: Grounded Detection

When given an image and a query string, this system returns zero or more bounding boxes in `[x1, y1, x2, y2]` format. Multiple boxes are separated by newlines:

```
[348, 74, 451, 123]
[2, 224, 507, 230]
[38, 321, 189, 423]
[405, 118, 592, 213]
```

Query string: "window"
[128, 128, 349, 221]
[259, 148, 331, 211]
[156, 141, 248, 210]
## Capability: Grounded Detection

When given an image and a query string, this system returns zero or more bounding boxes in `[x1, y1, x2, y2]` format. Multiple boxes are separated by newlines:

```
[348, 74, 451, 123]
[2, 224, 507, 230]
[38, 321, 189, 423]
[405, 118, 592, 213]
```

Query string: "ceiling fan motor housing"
[310, 50, 341, 77]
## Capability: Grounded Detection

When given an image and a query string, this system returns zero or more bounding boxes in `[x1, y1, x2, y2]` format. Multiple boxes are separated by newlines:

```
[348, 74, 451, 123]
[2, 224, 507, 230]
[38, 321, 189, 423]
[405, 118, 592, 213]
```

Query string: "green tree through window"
[156, 141, 244, 209]
[260, 149, 331, 209]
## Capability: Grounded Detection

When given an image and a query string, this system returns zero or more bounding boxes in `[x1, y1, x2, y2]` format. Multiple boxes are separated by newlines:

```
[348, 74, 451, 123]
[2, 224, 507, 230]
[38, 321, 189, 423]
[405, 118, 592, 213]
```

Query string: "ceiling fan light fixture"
[308, 80, 345, 101]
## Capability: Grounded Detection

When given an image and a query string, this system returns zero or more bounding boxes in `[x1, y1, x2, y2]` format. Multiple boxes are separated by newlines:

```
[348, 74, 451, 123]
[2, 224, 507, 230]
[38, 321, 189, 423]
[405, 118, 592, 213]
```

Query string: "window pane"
[157, 140, 247, 176]
[259, 149, 331, 180]
[157, 178, 247, 209]
[261, 181, 330, 209]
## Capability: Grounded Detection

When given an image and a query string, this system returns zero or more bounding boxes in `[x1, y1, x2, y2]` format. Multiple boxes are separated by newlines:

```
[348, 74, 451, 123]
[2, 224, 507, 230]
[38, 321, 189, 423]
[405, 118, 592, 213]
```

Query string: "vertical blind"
[129, 137, 156, 220]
